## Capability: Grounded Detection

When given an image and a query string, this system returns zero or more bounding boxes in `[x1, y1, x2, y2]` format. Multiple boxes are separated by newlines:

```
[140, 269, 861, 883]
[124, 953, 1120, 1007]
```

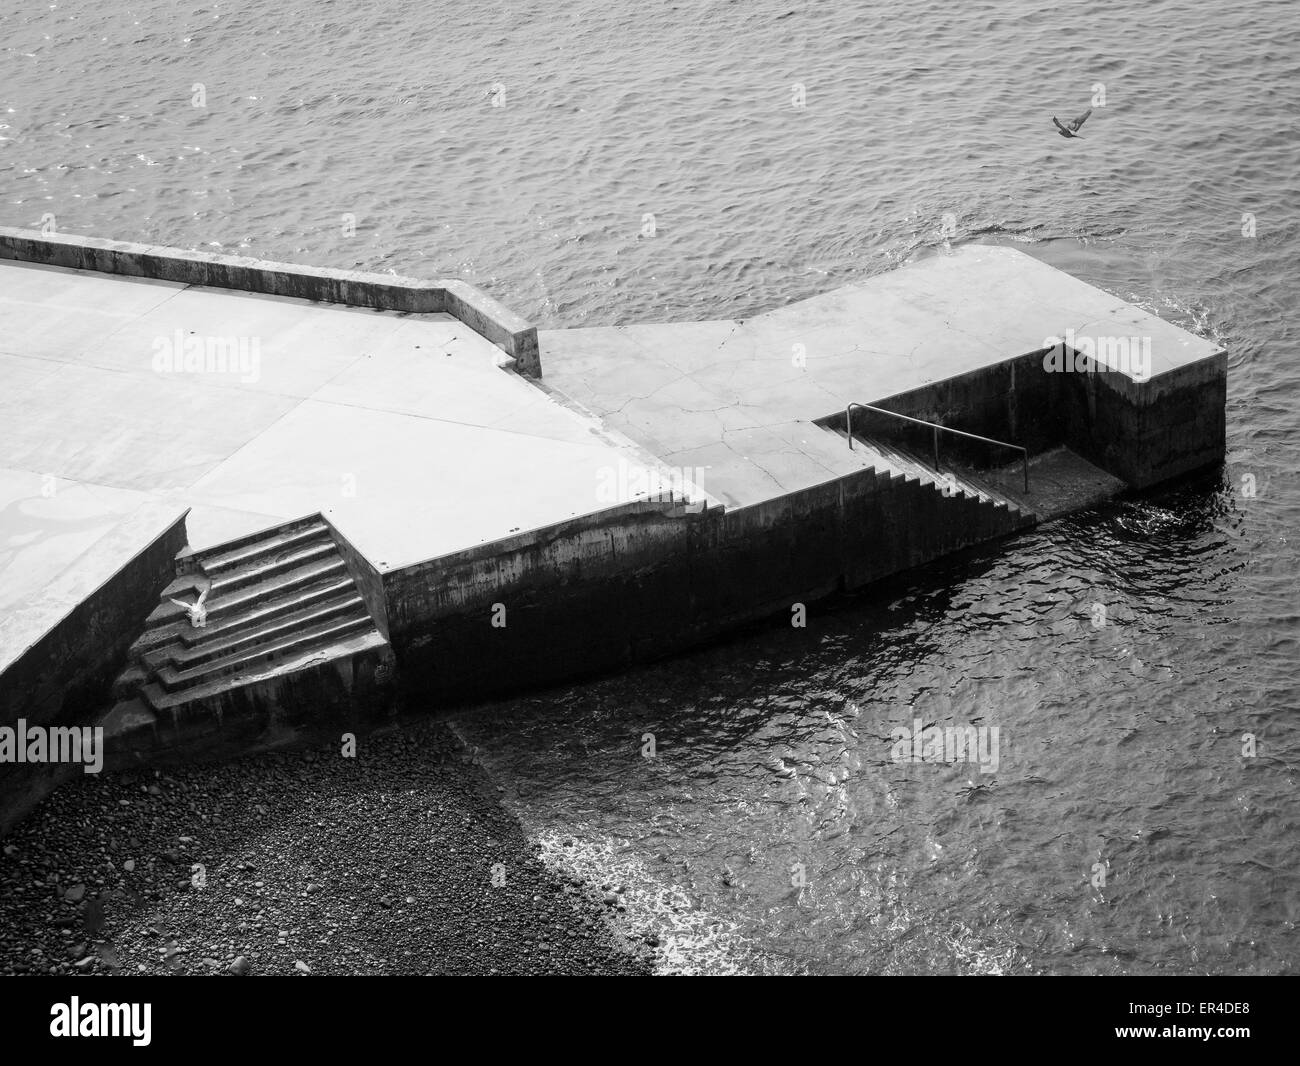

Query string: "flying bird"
[1052, 108, 1092, 139]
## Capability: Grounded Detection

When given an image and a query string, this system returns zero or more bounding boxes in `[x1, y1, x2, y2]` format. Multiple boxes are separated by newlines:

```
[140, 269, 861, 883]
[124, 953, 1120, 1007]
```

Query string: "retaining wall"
[826, 347, 1227, 490]
[382, 473, 1032, 703]
[1052, 352, 1229, 489]
[0, 505, 188, 833]
[321, 512, 391, 642]
[0, 227, 541, 376]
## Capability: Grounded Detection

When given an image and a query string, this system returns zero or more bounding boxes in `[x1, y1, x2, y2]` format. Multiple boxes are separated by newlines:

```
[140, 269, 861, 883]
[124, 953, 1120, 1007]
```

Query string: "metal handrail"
[845, 402, 1029, 494]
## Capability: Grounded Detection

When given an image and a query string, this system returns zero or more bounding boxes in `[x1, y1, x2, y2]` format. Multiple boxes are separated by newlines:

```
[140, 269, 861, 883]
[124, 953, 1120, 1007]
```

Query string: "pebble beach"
[0, 720, 654, 976]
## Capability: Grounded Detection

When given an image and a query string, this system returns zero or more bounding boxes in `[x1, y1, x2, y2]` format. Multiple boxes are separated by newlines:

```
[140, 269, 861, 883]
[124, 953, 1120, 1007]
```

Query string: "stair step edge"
[158, 615, 378, 689]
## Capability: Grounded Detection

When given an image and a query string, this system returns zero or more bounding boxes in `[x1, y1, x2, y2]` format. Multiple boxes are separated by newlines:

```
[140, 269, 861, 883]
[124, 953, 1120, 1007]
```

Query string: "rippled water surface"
[3, 0, 1297, 973]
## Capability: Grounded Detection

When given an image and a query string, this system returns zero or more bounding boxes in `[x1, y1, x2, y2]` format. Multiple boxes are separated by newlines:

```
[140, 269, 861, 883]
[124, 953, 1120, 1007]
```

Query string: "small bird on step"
[169, 584, 209, 629]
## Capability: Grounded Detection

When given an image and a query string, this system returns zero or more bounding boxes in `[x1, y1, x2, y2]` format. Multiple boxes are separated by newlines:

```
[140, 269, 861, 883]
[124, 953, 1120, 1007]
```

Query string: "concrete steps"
[828, 426, 1035, 520]
[155, 614, 377, 692]
[202, 522, 333, 573]
[163, 595, 368, 671]
[207, 539, 338, 596]
[109, 515, 388, 717]
[140, 629, 389, 713]
[178, 578, 357, 647]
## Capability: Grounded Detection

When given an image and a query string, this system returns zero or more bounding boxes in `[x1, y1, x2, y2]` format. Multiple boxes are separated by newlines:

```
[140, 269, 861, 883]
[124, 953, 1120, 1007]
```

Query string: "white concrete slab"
[0, 481, 185, 673]
[0, 257, 685, 664]
[540, 244, 1225, 507]
[0, 469, 157, 616]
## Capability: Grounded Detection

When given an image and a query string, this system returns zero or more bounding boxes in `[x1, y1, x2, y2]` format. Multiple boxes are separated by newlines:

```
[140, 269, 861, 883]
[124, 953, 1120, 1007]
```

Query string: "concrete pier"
[0, 230, 1226, 795]
[541, 244, 1224, 505]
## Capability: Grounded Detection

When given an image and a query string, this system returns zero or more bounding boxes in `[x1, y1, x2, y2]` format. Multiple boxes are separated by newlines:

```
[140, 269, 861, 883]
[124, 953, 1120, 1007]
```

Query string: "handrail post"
[932, 425, 940, 471]
[1022, 453, 1029, 494]
[846, 404, 855, 449]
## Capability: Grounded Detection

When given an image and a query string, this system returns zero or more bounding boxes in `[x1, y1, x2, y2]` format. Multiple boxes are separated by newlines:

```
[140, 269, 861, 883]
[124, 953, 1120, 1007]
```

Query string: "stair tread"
[143, 628, 388, 710]
[942, 465, 1032, 514]
[157, 614, 377, 689]
[201, 522, 331, 573]
[204, 558, 347, 616]
[147, 588, 360, 664]
[177, 578, 357, 645]
[166, 595, 368, 667]
[209, 540, 337, 591]
[161, 574, 206, 598]
[192, 515, 326, 565]
[844, 432, 1027, 514]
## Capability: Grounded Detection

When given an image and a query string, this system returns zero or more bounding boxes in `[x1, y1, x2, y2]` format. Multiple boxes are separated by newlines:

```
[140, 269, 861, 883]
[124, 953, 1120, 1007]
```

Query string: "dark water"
[3, 0, 1297, 973]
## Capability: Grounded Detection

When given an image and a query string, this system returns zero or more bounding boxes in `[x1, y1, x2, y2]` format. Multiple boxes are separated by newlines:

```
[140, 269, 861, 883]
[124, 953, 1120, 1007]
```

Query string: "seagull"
[169, 584, 209, 629]
[1052, 108, 1092, 139]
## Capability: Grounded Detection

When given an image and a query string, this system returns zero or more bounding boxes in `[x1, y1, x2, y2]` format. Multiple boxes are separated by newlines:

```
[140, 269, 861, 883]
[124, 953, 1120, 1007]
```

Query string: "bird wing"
[1052, 116, 1069, 133]
[1070, 108, 1093, 131]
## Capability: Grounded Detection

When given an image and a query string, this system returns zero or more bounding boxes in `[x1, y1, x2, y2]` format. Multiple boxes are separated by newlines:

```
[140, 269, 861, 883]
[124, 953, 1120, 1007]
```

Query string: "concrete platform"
[0, 257, 690, 672]
[0, 255, 673, 565]
[540, 244, 1224, 507]
[0, 243, 1225, 675]
[967, 447, 1130, 522]
[0, 237, 1228, 751]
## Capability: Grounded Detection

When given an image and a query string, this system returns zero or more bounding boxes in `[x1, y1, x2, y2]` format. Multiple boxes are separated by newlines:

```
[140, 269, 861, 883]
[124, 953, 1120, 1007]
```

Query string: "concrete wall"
[380, 474, 1031, 703]
[321, 512, 391, 641]
[1053, 353, 1229, 489]
[827, 348, 1227, 491]
[0, 511, 188, 733]
[853, 350, 1060, 462]
[0, 507, 188, 834]
[0, 227, 541, 377]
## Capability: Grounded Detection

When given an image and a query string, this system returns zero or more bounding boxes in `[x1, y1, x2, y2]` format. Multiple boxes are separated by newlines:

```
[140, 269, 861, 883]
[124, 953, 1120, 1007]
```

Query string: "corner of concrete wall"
[439, 278, 541, 377]
[849, 340, 1228, 494]
[1055, 350, 1228, 490]
[319, 512, 390, 641]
